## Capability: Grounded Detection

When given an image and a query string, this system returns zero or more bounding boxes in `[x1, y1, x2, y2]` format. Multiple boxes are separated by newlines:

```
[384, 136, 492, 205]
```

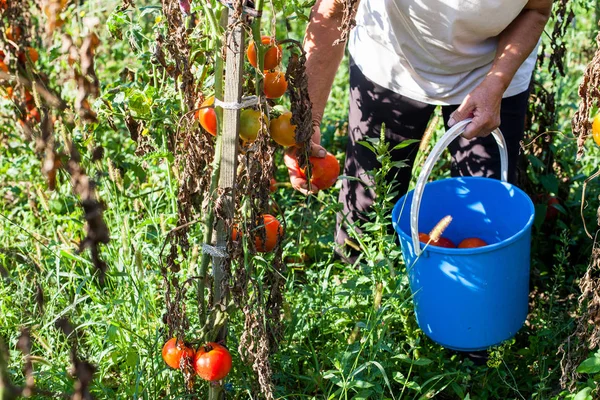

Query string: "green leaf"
[540, 174, 559, 195]
[127, 89, 152, 118]
[392, 353, 433, 366]
[573, 387, 593, 400]
[392, 139, 420, 150]
[107, 11, 129, 40]
[358, 140, 377, 154]
[577, 355, 600, 374]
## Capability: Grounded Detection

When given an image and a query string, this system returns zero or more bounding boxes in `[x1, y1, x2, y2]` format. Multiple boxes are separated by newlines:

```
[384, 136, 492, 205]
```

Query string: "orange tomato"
[0, 61, 8, 73]
[247, 36, 282, 70]
[162, 338, 195, 370]
[27, 108, 41, 123]
[270, 111, 296, 147]
[418, 232, 430, 243]
[269, 178, 277, 193]
[18, 47, 39, 64]
[196, 96, 217, 136]
[458, 237, 488, 248]
[593, 114, 600, 146]
[263, 71, 287, 99]
[300, 152, 340, 191]
[256, 214, 283, 252]
[232, 214, 283, 253]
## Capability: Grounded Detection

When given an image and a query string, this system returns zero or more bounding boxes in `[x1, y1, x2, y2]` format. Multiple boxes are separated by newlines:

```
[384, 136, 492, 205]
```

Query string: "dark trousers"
[335, 58, 529, 260]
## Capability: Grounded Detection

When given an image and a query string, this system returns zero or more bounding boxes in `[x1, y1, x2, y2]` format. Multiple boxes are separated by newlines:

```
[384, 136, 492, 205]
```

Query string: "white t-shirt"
[347, 0, 538, 105]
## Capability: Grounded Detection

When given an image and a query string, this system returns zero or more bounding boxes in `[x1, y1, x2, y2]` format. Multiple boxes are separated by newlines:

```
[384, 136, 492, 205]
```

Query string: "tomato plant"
[263, 71, 288, 99]
[270, 111, 296, 147]
[162, 338, 195, 370]
[193, 342, 232, 382]
[196, 96, 217, 136]
[247, 36, 282, 70]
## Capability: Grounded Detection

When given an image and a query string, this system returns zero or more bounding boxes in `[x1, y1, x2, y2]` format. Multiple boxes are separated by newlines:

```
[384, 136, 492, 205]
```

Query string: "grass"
[1, 0, 600, 399]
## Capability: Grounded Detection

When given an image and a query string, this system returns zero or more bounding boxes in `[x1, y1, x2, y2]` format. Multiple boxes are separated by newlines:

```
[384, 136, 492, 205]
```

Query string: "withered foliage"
[56, 318, 97, 400]
[0, 324, 96, 399]
[125, 113, 155, 156]
[229, 97, 282, 400]
[159, 0, 195, 110]
[119, 0, 135, 11]
[60, 30, 101, 122]
[284, 42, 312, 169]
[332, 0, 359, 46]
[572, 31, 600, 159]
[558, 242, 600, 389]
[66, 144, 111, 284]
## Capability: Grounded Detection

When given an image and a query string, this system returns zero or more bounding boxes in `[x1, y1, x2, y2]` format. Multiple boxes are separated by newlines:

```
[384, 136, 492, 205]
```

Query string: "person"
[286, 0, 553, 262]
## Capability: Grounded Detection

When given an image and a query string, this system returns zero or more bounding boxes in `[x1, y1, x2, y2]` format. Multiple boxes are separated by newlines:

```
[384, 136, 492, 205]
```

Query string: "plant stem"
[198, 2, 226, 325]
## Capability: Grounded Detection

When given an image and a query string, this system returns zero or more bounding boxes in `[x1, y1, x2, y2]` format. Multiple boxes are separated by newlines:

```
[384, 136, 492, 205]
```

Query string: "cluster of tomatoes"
[195, 36, 290, 143]
[162, 339, 232, 382]
[194, 36, 341, 252]
[418, 232, 488, 249]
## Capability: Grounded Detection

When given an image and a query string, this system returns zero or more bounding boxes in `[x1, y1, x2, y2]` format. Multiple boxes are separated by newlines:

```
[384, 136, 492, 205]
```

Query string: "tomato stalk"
[251, 0, 266, 96]
[198, 2, 226, 325]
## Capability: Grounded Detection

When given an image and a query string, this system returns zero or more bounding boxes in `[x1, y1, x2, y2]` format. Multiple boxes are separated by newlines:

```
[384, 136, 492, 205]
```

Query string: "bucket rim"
[391, 176, 535, 255]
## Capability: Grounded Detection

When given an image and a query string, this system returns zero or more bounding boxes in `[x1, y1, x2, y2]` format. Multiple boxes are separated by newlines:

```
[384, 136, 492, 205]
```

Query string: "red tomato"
[194, 342, 232, 381]
[430, 237, 455, 248]
[162, 338, 195, 370]
[269, 178, 277, 193]
[231, 214, 283, 253]
[458, 237, 488, 248]
[546, 196, 560, 221]
[196, 96, 217, 136]
[263, 71, 287, 99]
[247, 36, 282, 70]
[299, 152, 340, 190]
[418, 232, 430, 243]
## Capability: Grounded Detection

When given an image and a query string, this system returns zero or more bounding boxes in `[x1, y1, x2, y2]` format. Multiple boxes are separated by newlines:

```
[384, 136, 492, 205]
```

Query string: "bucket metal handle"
[411, 118, 508, 256]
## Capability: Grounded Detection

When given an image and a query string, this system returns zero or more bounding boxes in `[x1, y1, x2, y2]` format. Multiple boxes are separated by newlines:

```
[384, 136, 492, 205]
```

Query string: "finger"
[284, 149, 319, 195]
[448, 100, 475, 127]
[310, 141, 327, 158]
[462, 116, 491, 139]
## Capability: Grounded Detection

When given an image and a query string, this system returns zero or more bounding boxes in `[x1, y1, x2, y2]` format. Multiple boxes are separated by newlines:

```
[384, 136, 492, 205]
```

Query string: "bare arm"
[286, 0, 356, 194]
[449, 0, 553, 138]
[304, 0, 350, 148]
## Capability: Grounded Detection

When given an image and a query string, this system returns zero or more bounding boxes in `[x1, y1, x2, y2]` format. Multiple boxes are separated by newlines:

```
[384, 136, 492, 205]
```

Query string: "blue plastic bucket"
[391, 120, 535, 351]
